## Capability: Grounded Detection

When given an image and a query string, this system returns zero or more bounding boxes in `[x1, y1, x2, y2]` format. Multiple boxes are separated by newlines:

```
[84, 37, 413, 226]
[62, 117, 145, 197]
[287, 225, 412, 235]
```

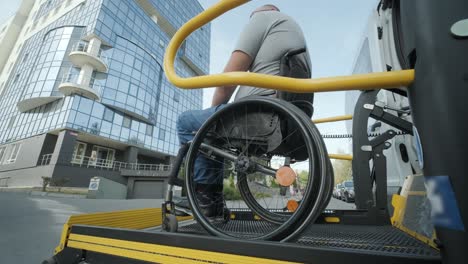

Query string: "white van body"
[346, 7, 422, 197]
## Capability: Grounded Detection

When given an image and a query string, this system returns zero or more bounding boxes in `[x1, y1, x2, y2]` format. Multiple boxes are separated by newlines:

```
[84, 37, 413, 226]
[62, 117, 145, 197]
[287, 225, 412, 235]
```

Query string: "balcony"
[39, 153, 172, 175]
[69, 41, 108, 72]
[58, 72, 102, 100]
[17, 95, 63, 112]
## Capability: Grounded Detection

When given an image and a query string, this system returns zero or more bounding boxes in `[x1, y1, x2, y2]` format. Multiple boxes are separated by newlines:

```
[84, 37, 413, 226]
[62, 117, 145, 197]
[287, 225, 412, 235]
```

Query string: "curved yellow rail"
[313, 115, 353, 124]
[164, 0, 414, 93]
[329, 154, 353, 161]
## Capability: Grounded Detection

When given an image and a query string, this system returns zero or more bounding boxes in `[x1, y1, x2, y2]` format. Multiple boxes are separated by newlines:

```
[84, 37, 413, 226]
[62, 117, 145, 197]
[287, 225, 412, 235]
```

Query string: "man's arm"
[211, 51, 253, 107]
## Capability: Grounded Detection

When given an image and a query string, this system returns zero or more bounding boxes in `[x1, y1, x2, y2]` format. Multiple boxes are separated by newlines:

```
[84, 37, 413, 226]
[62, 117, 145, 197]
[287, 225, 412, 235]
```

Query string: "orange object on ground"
[287, 200, 299, 212]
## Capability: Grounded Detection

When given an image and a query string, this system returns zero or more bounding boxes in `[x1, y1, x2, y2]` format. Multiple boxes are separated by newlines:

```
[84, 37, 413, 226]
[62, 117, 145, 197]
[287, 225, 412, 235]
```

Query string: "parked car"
[333, 184, 342, 199]
[340, 181, 354, 203]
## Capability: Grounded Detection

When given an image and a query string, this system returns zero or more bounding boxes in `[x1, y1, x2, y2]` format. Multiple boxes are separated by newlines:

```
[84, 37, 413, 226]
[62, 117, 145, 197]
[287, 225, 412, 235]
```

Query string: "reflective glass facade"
[21, 26, 84, 100]
[0, 0, 209, 156]
[34, 0, 65, 22]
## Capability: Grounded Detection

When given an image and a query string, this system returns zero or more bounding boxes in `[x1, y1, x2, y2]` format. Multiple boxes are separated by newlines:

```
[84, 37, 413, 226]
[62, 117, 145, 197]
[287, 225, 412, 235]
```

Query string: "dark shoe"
[173, 192, 223, 218]
[175, 184, 226, 219]
[195, 183, 225, 218]
[196, 190, 222, 218]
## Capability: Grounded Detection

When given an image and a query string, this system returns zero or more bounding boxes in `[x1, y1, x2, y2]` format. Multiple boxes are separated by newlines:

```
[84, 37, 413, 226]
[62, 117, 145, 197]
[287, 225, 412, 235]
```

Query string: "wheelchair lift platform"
[48, 204, 440, 264]
[43, 0, 467, 262]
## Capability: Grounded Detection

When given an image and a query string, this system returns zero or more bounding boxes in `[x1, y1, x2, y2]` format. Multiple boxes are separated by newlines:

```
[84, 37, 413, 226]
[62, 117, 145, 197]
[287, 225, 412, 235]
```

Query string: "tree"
[41, 177, 51, 192]
[332, 159, 352, 184]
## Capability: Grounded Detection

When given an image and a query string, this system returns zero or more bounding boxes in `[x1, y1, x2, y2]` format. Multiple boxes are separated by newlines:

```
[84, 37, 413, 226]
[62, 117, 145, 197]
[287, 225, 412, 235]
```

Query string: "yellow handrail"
[329, 154, 353, 161]
[163, 0, 415, 93]
[313, 115, 353, 124]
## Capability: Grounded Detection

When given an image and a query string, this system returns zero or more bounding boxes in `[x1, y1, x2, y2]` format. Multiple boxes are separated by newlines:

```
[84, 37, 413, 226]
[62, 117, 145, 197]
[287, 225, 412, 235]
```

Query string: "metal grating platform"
[296, 224, 439, 257]
[178, 221, 439, 258]
[179, 220, 280, 239]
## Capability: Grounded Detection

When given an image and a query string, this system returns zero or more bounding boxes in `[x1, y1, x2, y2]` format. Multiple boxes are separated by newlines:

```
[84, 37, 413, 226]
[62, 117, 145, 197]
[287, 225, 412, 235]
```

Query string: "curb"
[30, 191, 87, 199]
[0, 188, 33, 193]
[0, 188, 87, 199]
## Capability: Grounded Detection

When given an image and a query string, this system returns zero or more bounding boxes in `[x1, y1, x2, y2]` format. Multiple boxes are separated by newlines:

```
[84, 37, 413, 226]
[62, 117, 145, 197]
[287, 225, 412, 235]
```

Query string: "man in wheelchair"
[175, 4, 313, 218]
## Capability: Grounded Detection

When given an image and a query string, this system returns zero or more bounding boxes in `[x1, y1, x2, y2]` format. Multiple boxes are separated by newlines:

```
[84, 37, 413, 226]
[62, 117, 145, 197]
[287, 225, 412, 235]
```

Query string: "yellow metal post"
[329, 154, 353, 161]
[313, 115, 353, 124]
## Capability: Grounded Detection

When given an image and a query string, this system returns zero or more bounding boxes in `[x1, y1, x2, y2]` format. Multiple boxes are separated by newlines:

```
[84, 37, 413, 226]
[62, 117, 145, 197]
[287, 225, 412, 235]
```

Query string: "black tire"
[185, 97, 331, 241]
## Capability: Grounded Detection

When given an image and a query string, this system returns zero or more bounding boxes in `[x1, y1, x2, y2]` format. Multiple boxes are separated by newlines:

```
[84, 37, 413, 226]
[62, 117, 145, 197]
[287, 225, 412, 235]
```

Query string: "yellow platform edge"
[54, 207, 191, 254]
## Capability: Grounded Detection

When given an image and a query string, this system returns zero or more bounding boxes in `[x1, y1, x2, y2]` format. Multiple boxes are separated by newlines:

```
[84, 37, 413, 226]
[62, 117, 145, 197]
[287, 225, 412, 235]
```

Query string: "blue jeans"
[177, 104, 226, 185]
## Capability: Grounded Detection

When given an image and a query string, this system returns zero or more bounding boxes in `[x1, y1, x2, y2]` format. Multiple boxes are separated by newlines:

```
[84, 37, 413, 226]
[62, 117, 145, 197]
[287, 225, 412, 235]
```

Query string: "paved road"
[0, 192, 355, 263]
[327, 197, 356, 210]
[0, 192, 162, 263]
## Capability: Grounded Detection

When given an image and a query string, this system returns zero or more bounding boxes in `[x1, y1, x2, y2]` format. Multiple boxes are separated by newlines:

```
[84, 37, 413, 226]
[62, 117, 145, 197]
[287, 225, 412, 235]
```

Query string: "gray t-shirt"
[234, 11, 311, 101]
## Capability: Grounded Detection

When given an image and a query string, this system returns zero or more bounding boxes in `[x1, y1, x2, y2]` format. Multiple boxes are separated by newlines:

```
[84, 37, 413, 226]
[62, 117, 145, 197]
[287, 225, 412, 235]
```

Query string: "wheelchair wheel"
[236, 99, 334, 225]
[185, 97, 331, 241]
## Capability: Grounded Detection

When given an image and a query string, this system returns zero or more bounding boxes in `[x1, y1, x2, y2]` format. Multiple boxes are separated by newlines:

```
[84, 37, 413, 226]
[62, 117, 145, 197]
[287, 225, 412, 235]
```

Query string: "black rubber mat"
[178, 222, 439, 257]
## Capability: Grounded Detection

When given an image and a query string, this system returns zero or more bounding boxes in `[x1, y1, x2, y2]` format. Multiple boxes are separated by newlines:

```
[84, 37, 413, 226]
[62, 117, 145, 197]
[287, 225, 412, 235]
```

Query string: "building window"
[89, 146, 115, 168]
[173, 92, 180, 102]
[123, 116, 131, 128]
[13, 74, 20, 84]
[0, 147, 6, 163]
[71, 142, 87, 164]
[159, 128, 166, 141]
[146, 125, 153, 136]
[7, 116, 16, 129]
[22, 53, 29, 63]
[103, 108, 114, 122]
[5, 143, 21, 164]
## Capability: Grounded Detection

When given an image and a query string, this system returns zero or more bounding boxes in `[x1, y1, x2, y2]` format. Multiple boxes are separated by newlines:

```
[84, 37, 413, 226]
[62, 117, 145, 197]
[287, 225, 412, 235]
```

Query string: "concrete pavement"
[0, 192, 162, 263]
[0, 192, 355, 263]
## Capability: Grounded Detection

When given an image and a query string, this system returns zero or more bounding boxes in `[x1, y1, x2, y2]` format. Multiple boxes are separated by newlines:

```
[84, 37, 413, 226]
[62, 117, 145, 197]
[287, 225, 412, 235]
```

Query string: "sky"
[0, 0, 379, 154]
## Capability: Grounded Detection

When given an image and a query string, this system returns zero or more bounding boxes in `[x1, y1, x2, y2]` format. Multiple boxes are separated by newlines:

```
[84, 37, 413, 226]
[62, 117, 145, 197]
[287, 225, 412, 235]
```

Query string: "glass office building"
[0, 0, 209, 196]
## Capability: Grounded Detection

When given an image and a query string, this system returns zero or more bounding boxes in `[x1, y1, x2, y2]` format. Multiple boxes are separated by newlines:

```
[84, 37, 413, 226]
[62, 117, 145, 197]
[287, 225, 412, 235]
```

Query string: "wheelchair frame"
[162, 96, 333, 241]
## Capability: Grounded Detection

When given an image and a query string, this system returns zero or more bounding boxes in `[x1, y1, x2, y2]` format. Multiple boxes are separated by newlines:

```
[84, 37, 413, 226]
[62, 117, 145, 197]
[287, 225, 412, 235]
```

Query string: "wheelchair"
[162, 48, 333, 241]
[163, 89, 334, 242]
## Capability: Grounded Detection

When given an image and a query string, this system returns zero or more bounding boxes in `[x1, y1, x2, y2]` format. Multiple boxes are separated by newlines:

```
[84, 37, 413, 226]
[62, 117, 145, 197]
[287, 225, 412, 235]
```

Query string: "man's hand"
[211, 50, 253, 107]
